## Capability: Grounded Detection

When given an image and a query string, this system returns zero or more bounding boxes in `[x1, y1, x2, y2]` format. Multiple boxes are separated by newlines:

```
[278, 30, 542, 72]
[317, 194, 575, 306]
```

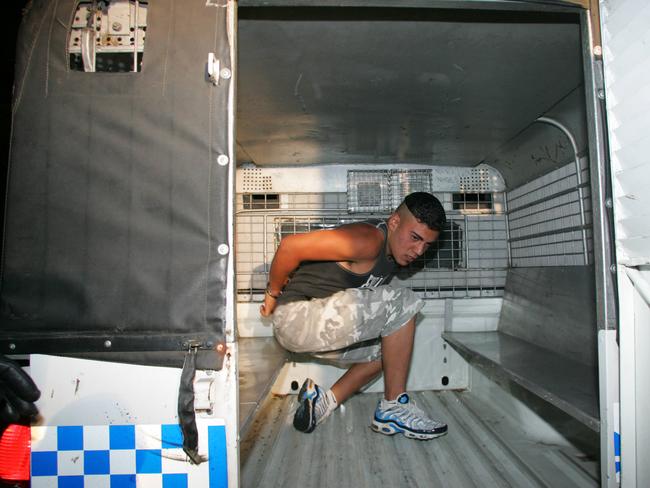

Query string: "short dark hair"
[404, 192, 446, 231]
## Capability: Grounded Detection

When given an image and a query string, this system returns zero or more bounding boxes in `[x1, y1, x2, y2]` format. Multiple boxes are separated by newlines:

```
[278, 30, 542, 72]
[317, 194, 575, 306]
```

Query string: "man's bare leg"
[370, 315, 447, 439]
[330, 360, 382, 404]
[330, 315, 416, 403]
[381, 316, 415, 400]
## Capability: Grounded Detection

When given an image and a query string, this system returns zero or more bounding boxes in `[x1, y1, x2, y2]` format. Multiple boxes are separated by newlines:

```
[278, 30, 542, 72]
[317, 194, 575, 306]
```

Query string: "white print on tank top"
[360, 274, 388, 288]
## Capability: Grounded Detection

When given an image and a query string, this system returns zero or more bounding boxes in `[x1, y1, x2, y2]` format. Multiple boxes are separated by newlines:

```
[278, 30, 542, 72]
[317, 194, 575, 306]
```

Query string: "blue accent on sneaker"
[293, 378, 321, 433]
[397, 393, 409, 404]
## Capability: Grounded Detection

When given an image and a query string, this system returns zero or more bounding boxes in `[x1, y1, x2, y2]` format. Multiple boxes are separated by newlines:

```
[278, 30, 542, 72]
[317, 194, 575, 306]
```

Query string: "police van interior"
[3, 0, 648, 487]
[234, 2, 614, 487]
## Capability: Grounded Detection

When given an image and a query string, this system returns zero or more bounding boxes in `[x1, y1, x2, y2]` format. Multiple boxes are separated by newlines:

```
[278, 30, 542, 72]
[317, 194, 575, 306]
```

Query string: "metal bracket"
[208, 53, 221, 86]
[193, 372, 215, 414]
[183, 339, 206, 350]
[80, 28, 96, 72]
[593, 58, 606, 99]
[207, 53, 231, 86]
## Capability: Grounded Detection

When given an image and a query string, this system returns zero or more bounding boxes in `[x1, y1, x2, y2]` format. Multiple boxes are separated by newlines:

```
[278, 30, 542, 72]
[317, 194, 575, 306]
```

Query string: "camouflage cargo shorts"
[272, 285, 423, 364]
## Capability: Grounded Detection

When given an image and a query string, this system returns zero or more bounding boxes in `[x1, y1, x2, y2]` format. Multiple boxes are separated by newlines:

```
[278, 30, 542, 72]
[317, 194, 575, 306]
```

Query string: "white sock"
[326, 389, 338, 408]
[315, 388, 339, 425]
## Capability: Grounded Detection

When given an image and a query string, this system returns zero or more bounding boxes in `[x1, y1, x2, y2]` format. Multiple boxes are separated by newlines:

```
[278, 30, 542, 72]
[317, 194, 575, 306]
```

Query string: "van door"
[2, 0, 235, 363]
[600, 0, 650, 486]
[1, 0, 238, 485]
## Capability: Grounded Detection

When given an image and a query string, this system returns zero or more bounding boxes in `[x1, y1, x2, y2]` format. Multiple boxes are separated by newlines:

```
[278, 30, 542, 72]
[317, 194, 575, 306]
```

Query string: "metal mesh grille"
[347, 169, 432, 213]
[235, 192, 507, 301]
[506, 160, 593, 267]
[460, 167, 491, 192]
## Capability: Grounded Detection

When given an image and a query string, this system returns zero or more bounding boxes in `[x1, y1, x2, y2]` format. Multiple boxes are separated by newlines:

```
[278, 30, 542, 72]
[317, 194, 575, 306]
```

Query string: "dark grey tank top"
[276, 220, 397, 304]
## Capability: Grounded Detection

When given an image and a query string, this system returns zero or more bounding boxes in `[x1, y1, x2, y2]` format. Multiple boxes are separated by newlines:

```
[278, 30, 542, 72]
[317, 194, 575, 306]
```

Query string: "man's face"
[387, 210, 440, 266]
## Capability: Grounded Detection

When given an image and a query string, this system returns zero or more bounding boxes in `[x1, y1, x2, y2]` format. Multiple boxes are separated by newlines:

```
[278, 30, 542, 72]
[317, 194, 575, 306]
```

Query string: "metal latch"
[207, 53, 232, 86]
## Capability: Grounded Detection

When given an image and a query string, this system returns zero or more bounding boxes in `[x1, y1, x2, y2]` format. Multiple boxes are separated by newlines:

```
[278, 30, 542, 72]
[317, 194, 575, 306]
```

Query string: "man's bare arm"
[260, 223, 383, 316]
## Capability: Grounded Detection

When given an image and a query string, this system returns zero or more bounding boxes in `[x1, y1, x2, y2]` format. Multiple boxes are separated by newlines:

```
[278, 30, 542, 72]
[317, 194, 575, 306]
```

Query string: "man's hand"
[260, 294, 277, 317]
[0, 355, 41, 425]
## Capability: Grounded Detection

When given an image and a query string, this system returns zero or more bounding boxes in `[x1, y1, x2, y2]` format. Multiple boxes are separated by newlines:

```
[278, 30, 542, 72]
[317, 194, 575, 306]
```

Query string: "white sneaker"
[371, 393, 447, 440]
[293, 378, 337, 433]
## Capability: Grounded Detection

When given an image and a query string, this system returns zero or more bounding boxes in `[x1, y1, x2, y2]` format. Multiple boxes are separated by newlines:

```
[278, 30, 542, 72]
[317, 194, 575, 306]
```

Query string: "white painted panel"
[29, 352, 239, 488]
[602, 2, 650, 486]
[614, 133, 650, 169]
[237, 302, 274, 337]
[633, 279, 650, 486]
[236, 163, 505, 193]
[602, 0, 650, 266]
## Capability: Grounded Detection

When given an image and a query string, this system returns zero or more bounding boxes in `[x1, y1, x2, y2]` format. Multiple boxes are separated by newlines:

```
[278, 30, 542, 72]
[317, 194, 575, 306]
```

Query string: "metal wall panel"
[499, 266, 597, 367]
[507, 160, 593, 267]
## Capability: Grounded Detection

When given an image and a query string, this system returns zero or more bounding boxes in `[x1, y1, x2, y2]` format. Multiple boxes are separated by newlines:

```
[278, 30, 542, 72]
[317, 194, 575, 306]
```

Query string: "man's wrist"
[265, 285, 282, 299]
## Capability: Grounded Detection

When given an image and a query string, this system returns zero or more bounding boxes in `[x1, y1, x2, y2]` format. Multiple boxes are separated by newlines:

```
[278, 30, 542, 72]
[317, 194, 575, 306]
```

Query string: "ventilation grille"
[347, 169, 432, 213]
[241, 168, 273, 192]
[460, 168, 491, 193]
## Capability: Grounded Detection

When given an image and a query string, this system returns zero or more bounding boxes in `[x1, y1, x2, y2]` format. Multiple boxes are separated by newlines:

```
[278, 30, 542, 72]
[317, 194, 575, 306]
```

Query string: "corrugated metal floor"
[241, 390, 599, 488]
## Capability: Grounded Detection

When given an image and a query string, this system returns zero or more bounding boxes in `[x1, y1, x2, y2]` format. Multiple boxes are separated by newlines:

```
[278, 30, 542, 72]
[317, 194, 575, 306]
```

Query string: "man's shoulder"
[338, 221, 384, 238]
[335, 222, 384, 257]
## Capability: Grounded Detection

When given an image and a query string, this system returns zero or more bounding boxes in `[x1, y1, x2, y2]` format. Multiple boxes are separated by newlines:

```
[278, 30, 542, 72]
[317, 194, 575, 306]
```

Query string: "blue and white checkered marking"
[31, 422, 227, 488]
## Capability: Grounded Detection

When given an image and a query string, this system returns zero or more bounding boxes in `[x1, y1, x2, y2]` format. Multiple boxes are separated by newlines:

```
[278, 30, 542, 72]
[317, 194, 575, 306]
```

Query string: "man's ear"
[387, 213, 400, 231]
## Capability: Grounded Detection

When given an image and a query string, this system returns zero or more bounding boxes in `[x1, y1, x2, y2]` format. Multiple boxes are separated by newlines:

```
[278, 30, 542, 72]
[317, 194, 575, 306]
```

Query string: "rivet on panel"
[217, 155, 229, 166]
[9, 343, 16, 351]
[217, 244, 229, 255]
[104, 340, 112, 348]
[220, 68, 232, 80]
